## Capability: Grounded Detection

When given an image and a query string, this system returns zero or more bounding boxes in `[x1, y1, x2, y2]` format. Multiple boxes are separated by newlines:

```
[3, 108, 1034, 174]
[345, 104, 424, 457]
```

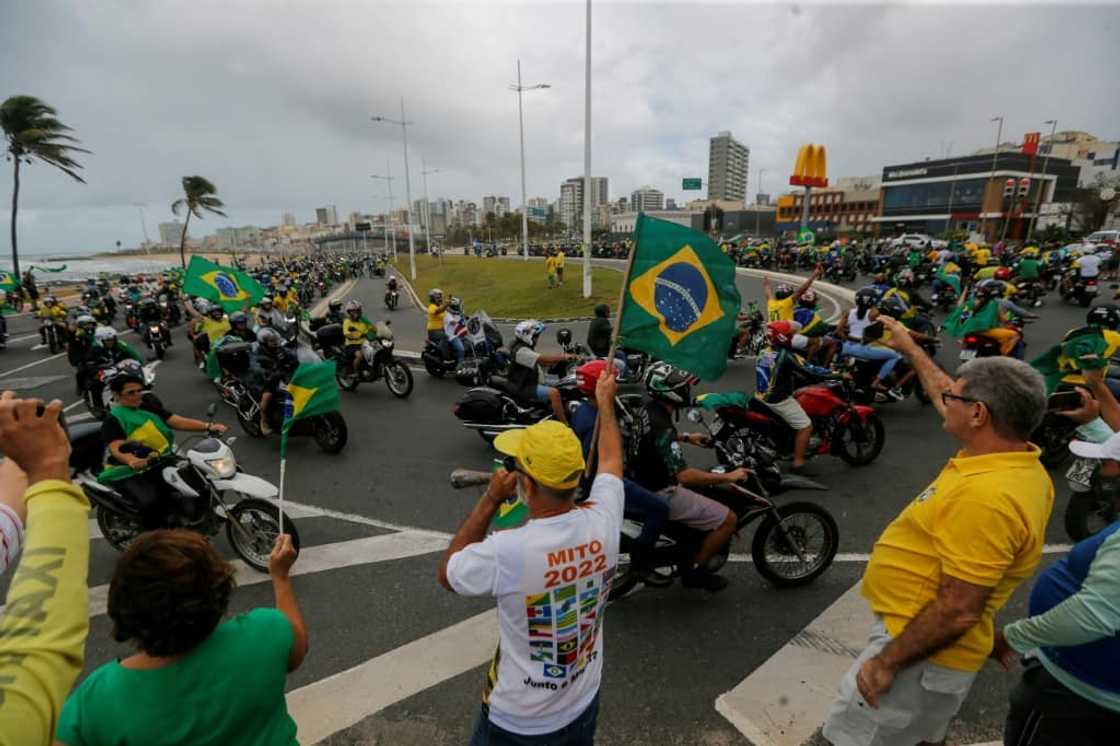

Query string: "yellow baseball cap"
[493, 420, 586, 490]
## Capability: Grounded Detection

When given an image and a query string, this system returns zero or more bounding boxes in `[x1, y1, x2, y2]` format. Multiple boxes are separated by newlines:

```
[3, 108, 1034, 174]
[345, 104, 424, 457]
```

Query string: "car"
[890, 233, 947, 250]
[1086, 230, 1120, 247]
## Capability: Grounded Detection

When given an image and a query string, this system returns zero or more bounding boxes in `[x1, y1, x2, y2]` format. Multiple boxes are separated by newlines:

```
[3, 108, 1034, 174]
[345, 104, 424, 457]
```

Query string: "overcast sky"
[1, 0, 1117, 256]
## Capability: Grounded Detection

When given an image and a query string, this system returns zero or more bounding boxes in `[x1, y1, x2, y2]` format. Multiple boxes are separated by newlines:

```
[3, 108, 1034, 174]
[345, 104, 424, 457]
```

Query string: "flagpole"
[278, 447, 287, 534]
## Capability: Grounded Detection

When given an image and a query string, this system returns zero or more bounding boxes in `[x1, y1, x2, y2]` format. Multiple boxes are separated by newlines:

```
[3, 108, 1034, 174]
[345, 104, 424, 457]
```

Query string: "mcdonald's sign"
[789, 144, 828, 188]
[1022, 132, 1040, 156]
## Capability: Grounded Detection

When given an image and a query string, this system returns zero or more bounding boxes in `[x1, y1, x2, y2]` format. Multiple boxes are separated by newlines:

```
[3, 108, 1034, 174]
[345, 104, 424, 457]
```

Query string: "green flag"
[0, 271, 19, 292]
[943, 300, 1000, 339]
[617, 214, 741, 381]
[28, 264, 67, 273]
[1031, 327, 1110, 394]
[279, 361, 340, 459]
[182, 255, 265, 312]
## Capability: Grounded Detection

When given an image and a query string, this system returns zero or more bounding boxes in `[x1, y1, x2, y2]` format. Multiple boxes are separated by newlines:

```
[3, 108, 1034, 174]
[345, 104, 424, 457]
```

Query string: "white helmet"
[94, 326, 117, 344]
[514, 319, 545, 347]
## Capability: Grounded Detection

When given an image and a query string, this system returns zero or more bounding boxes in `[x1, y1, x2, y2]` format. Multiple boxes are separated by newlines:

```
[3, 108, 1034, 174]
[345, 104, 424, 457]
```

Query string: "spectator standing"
[0, 393, 89, 746]
[22, 269, 38, 311]
[555, 249, 566, 285]
[55, 530, 308, 746]
[823, 316, 1053, 746]
[438, 370, 625, 745]
[545, 252, 558, 289]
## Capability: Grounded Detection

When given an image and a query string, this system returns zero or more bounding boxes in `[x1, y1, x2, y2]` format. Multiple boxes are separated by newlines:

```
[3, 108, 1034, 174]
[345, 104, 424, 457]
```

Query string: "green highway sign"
[682, 178, 702, 190]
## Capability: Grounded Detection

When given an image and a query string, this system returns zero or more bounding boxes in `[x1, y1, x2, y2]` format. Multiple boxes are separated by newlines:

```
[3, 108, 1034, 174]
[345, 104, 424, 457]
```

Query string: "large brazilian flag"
[182, 255, 265, 312]
[618, 214, 741, 380]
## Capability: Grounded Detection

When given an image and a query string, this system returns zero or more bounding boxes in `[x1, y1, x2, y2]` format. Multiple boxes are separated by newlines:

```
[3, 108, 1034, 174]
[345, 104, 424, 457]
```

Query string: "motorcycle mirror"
[686, 408, 703, 424]
[206, 402, 218, 418]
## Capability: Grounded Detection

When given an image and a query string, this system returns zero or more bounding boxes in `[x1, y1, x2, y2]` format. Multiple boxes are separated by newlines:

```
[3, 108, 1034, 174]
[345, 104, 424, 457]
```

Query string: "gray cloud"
[1, 0, 1117, 255]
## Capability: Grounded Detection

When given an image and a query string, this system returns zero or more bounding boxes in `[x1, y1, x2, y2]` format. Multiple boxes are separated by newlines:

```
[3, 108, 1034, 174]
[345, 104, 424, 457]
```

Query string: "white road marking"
[286, 608, 498, 744]
[67, 411, 95, 424]
[30, 343, 47, 351]
[63, 399, 85, 412]
[283, 499, 453, 540]
[9, 332, 40, 343]
[726, 544, 1071, 564]
[0, 352, 68, 378]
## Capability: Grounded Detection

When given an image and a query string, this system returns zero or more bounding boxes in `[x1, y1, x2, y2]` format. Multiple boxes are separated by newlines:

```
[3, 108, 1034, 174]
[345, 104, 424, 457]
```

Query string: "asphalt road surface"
[0, 265, 1095, 745]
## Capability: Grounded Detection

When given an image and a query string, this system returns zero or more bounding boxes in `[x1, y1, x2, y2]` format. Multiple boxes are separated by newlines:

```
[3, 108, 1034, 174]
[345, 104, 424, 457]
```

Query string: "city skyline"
[2, 2, 1117, 254]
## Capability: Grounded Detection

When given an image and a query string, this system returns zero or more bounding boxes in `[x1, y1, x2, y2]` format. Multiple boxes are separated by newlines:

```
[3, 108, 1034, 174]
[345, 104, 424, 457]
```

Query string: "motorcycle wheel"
[1064, 485, 1119, 542]
[834, 412, 885, 466]
[336, 366, 360, 392]
[226, 497, 301, 572]
[154, 342, 165, 361]
[313, 411, 348, 453]
[1036, 419, 1076, 470]
[47, 329, 59, 354]
[237, 401, 264, 438]
[384, 361, 414, 398]
[751, 501, 839, 587]
[423, 355, 445, 378]
[96, 504, 143, 553]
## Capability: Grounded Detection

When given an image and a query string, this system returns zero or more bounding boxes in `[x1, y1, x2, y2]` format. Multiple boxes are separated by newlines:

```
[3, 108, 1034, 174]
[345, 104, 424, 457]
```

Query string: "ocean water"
[1, 257, 187, 283]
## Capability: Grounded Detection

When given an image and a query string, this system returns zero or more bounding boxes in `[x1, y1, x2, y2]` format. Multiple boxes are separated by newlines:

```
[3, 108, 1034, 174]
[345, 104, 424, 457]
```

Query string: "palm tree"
[1, 95, 89, 279]
[171, 176, 226, 268]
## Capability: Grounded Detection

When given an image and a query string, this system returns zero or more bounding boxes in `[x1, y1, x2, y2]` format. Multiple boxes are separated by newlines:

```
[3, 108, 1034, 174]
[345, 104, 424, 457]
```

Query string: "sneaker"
[886, 387, 905, 402]
[681, 567, 729, 592]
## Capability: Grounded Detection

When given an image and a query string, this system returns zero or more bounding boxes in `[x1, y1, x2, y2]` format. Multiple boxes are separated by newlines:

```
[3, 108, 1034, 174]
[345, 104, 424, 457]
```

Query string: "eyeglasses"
[941, 390, 991, 414]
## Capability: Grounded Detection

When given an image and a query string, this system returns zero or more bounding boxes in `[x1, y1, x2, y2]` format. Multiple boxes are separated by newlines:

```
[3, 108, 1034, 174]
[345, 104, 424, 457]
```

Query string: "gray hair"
[957, 357, 1046, 441]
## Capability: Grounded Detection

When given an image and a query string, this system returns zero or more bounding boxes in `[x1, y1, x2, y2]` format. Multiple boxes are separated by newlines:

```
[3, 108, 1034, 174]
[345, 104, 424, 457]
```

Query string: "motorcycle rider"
[252, 326, 299, 435]
[508, 320, 579, 426]
[442, 297, 467, 364]
[186, 300, 232, 369]
[342, 299, 376, 372]
[79, 326, 143, 409]
[254, 295, 289, 333]
[99, 371, 227, 528]
[67, 314, 99, 394]
[762, 265, 822, 322]
[792, 289, 839, 366]
[632, 362, 741, 591]
[1039, 304, 1120, 399]
[227, 311, 256, 343]
[426, 288, 461, 363]
[38, 295, 67, 345]
[385, 276, 400, 306]
[948, 279, 1025, 358]
[834, 287, 904, 399]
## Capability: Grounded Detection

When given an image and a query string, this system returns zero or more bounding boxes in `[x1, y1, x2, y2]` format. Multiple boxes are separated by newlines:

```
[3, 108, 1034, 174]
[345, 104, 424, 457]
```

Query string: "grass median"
[395, 254, 623, 318]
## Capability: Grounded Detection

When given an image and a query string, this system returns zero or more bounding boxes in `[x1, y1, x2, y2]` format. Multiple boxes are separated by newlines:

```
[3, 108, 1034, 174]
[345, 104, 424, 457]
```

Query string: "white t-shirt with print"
[446, 473, 624, 736]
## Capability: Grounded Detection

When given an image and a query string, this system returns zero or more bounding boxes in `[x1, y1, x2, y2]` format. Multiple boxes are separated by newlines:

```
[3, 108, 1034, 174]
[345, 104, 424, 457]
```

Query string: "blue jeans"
[448, 335, 465, 362]
[623, 479, 669, 549]
[471, 693, 599, 745]
[841, 341, 900, 382]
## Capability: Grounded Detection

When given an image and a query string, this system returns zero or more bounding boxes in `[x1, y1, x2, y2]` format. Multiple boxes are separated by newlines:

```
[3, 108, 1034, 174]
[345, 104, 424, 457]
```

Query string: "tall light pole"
[1027, 119, 1058, 242]
[982, 115, 1004, 239]
[421, 158, 440, 258]
[370, 166, 397, 260]
[372, 194, 392, 253]
[754, 169, 767, 237]
[510, 60, 551, 262]
[581, 0, 593, 298]
[372, 98, 417, 280]
[132, 202, 151, 255]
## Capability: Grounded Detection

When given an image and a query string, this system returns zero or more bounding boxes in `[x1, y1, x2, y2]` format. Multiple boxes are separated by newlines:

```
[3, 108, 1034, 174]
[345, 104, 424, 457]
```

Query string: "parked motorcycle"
[69, 406, 300, 572]
[313, 323, 413, 397]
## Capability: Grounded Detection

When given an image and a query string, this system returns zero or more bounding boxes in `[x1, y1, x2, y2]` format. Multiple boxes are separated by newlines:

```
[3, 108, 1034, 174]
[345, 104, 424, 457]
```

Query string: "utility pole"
[982, 116, 1004, 240]
[511, 59, 551, 262]
[133, 203, 151, 255]
[421, 158, 441, 262]
[372, 99, 417, 279]
[1027, 119, 1058, 242]
[370, 164, 396, 260]
[581, 0, 593, 298]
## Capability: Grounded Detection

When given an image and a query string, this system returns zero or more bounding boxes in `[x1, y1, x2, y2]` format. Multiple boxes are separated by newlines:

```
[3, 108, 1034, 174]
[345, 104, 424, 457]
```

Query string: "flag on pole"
[617, 214, 741, 380]
[0, 271, 19, 292]
[279, 361, 340, 454]
[182, 255, 266, 312]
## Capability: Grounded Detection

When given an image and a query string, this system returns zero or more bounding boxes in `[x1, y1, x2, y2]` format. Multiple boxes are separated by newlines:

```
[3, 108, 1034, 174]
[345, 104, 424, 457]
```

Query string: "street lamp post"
[982, 115, 1004, 240]
[1027, 119, 1058, 242]
[754, 169, 767, 237]
[510, 60, 551, 262]
[370, 167, 397, 260]
[372, 99, 417, 280]
[421, 159, 440, 261]
[132, 203, 151, 255]
[581, 0, 593, 298]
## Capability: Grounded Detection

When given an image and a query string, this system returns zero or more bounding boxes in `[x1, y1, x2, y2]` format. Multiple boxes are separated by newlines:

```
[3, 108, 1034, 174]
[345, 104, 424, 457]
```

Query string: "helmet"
[448, 297, 463, 314]
[259, 296, 273, 309]
[556, 328, 573, 346]
[94, 326, 117, 345]
[576, 359, 609, 395]
[429, 288, 444, 303]
[896, 269, 915, 287]
[46, 295, 58, 305]
[766, 321, 795, 348]
[855, 287, 879, 309]
[229, 311, 249, 327]
[1087, 303, 1120, 330]
[328, 299, 342, 313]
[879, 293, 909, 317]
[798, 289, 817, 309]
[643, 362, 693, 408]
[994, 267, 1012, 282]
[773, 284, 794, 300]
[76, 314, 97, 333]
[257, 327, 284, 352]
[194, 298, 211, 314]
[208, 305, 224, 318]
[344, 299, 362, 316]
[974, 279, 1001, 302]
[514, 319, 545, 347]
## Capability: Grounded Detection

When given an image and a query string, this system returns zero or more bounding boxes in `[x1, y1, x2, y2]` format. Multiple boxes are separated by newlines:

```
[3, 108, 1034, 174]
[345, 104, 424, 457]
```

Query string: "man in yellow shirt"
[544, 253, 558, 289]
[761, 264, 822, 322]
[426, 287, 453, 352]
[555, 249, 566, 286]
[824, 316, 1052, 746]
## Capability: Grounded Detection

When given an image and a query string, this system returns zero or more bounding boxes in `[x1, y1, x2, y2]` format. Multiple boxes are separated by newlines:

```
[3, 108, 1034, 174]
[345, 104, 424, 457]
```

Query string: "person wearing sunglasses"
[824, 314, 1053, 746]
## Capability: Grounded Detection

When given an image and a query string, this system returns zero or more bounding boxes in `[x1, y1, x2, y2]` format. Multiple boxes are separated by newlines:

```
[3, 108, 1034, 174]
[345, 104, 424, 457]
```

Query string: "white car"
[890, 233, 947, 250]
[1086, 230, 1120, 246]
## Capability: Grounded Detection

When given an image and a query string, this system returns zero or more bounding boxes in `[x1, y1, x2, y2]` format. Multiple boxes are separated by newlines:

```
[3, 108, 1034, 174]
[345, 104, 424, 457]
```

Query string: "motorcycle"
[69, 405, 300, 572]
[1016, 279, 1044, 308]
[423, 310, 507, 385]
[233, 369, 348, 453]
[696, 379, 885, 467]
[453, 373, 583, 443]
[1062, 456, 1119, 542]
[41, 317, 68, 354]
[930, 283, 959, 312]
[313, 322, 413, 397]
[160, 294, 182, 326]
[385, 282, 400, 310]
[123, 301, 141, 331]
[1061, 274, 1099, 308]
[142, 319, 172, 360]
[728, 302, 765, 360]
[83, 359, 158, 420]
[609, 407, 837, 600]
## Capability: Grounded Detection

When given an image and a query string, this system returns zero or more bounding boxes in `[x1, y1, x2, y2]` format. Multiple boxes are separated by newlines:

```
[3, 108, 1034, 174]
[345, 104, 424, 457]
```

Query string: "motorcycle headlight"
[205, 456, 236, 478]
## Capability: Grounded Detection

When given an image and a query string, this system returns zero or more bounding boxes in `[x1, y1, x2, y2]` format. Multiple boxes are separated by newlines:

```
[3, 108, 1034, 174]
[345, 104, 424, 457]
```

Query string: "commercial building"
[611, 209, 694, 234]
[559, 176, 608, 229]
[630, 186, 665, 212]
[215, 225, 260, 250]
[977, 130, 1120, 188]
[315, 206, 338, 226]
[875, 150, 1079, 240]
[158, 221, 184, 247]
[526, 197, 550, 224]
[281, 212, 297, 228]
[707, 130, 750, 204]
[775, 187, 881, 234]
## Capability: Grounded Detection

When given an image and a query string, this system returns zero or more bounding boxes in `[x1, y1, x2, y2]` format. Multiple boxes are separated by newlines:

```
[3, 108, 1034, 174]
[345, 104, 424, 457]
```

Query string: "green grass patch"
[395, 255, 623, 318]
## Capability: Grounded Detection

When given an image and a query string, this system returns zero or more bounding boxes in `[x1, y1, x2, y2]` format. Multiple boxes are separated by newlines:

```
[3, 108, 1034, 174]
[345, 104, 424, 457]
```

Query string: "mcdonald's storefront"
[873, 152, 1078, 241]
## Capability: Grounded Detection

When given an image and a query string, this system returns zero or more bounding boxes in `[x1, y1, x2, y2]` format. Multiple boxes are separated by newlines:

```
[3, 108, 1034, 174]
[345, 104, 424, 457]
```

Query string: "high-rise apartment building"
[630, 186, 665, 212]
[707, 130, 750, 204]
[559, 176, 608, 228]
[158, 221, 184, 247]
[281, 212, 297, 228]
[315, 206, 338, 226]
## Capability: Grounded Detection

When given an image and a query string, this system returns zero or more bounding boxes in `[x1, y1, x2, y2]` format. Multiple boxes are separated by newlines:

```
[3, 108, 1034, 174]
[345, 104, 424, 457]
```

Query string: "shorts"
[657, 485, 731, 531]
[758, 397, 811, 430]
[534, 385, 553, 402]
[823, 619, 976, 746]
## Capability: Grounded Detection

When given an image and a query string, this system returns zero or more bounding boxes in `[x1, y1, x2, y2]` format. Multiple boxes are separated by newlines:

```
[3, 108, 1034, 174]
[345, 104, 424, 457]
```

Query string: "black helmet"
[208, 305, 224, 318]
[644, 362, 694, 408]
[257, 327, 284, 352]
[855, 287, 879, 309]
[594, 303, 610, 318]
[230, 311, 249, 327]
[556, 328, 572, 346]
[328, 299, 342, 313]
[773, 284, 794, 300]
[879, 293, 909, 317]
[1087, 303, 1120, 330]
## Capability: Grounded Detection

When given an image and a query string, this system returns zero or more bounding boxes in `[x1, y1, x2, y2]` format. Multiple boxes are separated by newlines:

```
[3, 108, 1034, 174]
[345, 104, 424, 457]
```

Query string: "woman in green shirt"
[55, 529, 309, 746]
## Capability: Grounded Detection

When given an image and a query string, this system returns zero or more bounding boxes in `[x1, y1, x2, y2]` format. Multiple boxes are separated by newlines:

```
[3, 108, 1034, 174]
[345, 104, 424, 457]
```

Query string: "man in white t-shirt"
[439, 367, 624, 745]
[1077, 252, 1102, 278]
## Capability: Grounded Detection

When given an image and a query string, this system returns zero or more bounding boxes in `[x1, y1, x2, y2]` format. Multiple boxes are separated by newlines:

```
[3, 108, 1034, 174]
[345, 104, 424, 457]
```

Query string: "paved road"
[0, 268, 1093, 745]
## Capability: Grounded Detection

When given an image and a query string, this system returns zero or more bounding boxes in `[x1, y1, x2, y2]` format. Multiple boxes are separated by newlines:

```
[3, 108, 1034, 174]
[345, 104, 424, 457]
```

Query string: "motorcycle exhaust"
[450, 468, 491, 489]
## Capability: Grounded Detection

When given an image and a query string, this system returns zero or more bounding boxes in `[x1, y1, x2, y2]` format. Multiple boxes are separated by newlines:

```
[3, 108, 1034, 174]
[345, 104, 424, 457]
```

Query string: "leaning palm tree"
[171, 176, 226, 268]
[1, 95, 89, 279]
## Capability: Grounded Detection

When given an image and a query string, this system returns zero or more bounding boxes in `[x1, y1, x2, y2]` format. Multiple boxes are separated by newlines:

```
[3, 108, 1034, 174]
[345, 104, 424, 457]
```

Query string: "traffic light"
[1003, 178, 1016, 198]
[1017, 177, 1031, 197]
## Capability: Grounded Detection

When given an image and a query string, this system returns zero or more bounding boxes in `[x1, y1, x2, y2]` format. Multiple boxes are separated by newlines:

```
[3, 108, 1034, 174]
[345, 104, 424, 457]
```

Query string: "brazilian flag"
[618, 214, 741, 380]
[281, 361, 340, 457]
[182, 255, 265, 312]
[943, 300, 1000, 339]
[0, 271, 19, 292]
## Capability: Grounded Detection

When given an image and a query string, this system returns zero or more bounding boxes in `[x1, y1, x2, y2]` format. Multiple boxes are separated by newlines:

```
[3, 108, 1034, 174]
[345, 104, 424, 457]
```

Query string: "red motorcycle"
[697, 381, 885, 467]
